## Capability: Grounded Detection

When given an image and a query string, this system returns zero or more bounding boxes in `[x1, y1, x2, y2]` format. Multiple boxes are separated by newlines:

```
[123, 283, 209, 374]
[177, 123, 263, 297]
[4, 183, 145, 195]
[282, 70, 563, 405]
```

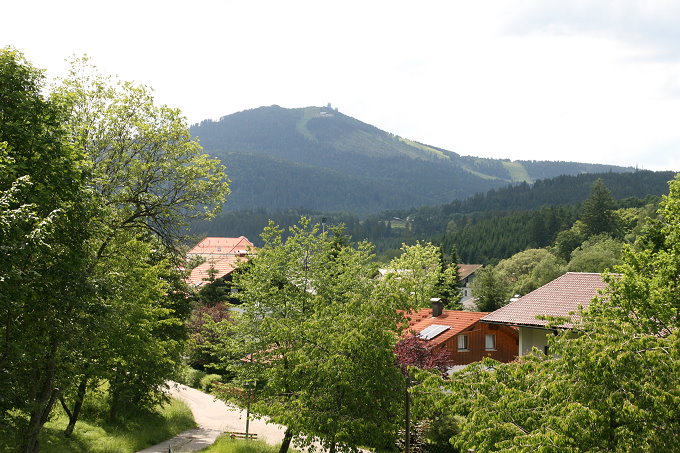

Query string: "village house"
[481, 272, 609, 356]
[458, 264, 482, 309]
[405, 300, 518, 366]
[186, 236, 255, 287]
[187, 236, 254, 260]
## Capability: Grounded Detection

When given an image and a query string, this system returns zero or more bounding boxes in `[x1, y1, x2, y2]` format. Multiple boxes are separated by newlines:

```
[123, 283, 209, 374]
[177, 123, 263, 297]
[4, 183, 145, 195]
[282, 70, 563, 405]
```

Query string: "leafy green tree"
[412, 174, 680, 452]
[567, 234, 623, 273]
[48, 56, 230, 426]
[0, 48, 96, 453]
[435, 246, 463, 309]
[471, 265, 510, 311]
[386, 242, 448, 308]
[581, 178, 619, 237]
[225, 219, 404, 453]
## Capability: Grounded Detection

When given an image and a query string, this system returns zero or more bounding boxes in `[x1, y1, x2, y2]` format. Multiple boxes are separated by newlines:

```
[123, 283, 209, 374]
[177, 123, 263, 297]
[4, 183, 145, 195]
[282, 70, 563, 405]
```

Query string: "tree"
[412, 174, 680, 452]
[386, 242, 450, 308]
[567, 234, 623, 273]
[225, 219, 404, 453]
[48, 56, 230, 425]
[581, 178, 618, 237]
[0, 48, 95, 453]
[471, 265, 510, 311]
[495, 248, 565, 296]
[435, 246, 463, 309]
[395, 334, 449, 453]
[1, 50, 230, 450]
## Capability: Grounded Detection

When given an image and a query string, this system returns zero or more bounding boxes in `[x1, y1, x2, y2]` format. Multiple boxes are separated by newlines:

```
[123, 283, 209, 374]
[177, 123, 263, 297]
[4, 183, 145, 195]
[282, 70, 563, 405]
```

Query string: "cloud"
[505, 0, 680, 61]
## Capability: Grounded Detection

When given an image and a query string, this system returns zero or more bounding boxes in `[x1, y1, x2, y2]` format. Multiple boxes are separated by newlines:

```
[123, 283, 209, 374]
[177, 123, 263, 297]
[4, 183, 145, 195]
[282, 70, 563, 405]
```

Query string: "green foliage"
[496, 248, 566, 296]
[412, 174, 680, 452]
[1, 49, 230, 449]
[580, 178, 618, 237]
[203, 437, 293, 453]
[175, 365, 208, 389]
[386, 242, 447, 308]
[471, 266, 510, 311]
[200, 374, 223, 392]
[567, 234, 623, 272]
[222, 218, 405, 453]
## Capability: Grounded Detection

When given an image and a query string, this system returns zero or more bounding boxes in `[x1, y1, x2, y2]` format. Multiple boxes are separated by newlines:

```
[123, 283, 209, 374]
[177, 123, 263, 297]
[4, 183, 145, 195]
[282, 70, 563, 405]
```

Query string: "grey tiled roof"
[481, 272, 610, 328]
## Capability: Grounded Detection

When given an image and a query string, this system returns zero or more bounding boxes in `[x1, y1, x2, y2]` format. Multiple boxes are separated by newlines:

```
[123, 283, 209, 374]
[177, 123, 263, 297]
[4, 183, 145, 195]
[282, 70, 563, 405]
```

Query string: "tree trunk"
[61, 375, 89, 436]
[405, 377, 411, 453]
[278, 428, 293, 453]
[23, 341, 59, 453]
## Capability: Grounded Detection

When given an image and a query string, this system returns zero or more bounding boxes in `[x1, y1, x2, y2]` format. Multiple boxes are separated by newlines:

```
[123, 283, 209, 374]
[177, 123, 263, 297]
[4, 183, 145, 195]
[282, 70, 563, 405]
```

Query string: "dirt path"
[137, 382, 286, 452]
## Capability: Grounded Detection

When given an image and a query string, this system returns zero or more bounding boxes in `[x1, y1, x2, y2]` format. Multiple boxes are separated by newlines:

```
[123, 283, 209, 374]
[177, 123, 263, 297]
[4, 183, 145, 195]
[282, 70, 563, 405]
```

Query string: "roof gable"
[481, 272, 610, 328]
[187, 236, 254, 256]
[458, 264, 482, 280]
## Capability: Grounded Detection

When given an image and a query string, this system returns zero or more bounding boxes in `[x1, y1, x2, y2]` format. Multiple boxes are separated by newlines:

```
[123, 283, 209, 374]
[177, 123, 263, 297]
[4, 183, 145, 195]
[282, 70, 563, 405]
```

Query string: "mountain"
[191, 105, 633, 214]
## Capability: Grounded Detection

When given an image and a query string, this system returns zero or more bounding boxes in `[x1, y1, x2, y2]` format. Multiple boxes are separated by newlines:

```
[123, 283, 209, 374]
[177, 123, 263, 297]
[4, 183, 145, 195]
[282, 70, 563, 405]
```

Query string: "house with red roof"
[187, 236, 254, 260]
[481, 272, 610, 356]
[405, 301, 518, 366]
[186, 236, 255, 288]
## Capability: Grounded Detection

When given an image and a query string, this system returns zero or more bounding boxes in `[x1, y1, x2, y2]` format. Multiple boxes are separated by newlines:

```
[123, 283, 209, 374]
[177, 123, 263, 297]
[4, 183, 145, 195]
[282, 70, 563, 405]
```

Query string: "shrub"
[200, 374, 222, 392]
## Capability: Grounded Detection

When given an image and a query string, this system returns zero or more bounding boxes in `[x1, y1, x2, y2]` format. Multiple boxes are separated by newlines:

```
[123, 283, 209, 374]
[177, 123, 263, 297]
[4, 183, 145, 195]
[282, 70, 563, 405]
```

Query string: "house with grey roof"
[481, 272, 610, 356]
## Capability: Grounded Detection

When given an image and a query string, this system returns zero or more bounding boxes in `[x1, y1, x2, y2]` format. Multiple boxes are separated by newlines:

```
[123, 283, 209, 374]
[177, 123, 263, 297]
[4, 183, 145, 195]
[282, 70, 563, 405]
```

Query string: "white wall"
[519, 327, 551, 356]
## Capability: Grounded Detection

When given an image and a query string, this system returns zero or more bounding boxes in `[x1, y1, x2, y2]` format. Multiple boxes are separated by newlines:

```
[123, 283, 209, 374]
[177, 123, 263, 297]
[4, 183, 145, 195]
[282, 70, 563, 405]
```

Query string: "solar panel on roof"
[418, 324, 450, 340]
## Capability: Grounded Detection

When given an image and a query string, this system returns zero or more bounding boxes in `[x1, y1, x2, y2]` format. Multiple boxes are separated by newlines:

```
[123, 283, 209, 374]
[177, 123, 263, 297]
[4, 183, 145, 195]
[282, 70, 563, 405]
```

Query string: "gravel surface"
[137, 382, 286, 452]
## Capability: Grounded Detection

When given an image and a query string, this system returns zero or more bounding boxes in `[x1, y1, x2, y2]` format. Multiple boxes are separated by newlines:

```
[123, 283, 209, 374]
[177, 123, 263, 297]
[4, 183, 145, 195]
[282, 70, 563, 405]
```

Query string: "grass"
[200, 437, 285, 453]
[1, 391, 196, 453]
[501, 161, 532, 182]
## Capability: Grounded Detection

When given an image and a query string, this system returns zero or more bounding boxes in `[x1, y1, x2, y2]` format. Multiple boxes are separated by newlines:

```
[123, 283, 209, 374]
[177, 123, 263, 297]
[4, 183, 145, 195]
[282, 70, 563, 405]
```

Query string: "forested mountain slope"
[191, 105, 632, 213]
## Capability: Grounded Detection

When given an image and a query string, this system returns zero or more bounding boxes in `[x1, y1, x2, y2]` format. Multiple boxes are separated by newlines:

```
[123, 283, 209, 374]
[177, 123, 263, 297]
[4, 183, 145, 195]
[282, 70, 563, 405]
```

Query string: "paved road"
[137, 382, 286, 452]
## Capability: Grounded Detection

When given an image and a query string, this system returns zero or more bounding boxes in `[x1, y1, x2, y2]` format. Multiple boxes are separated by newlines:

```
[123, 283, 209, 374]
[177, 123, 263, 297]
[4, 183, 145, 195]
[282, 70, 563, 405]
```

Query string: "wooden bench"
[225, 431, 258, 440]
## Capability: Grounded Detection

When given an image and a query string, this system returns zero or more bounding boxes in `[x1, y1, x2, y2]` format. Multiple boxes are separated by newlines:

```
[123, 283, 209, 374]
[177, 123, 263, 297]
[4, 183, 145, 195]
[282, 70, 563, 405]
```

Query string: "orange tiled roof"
[187, 256, 245, 287]
[187, 236, 254, 256]
[404, 309, 490, 347]
[481, 272, 610, 328]
[458, 264, 482, 280]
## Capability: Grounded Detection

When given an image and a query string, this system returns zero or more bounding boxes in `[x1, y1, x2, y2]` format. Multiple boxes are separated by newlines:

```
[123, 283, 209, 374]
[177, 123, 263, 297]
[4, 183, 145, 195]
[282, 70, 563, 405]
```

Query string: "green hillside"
[191, 105, 633, 213]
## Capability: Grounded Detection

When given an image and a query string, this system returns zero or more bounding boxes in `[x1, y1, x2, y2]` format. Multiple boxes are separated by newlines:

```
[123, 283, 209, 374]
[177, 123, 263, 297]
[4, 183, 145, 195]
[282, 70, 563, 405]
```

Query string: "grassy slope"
[0, 396, 195, 453]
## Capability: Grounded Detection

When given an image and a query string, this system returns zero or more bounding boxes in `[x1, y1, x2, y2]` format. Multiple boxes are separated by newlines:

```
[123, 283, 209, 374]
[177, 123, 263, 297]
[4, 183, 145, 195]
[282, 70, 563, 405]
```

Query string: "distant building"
[458, 264, 482, 310]
[187, 236, 254, 260]
[186, 236, 255, 287]
[481, 272, 610, 355]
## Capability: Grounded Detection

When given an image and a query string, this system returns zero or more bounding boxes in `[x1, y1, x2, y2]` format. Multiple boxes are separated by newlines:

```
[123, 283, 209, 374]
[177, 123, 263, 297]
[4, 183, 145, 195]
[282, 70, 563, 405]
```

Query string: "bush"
[176, 365, 207, 388]
[200, 374, 222, 392]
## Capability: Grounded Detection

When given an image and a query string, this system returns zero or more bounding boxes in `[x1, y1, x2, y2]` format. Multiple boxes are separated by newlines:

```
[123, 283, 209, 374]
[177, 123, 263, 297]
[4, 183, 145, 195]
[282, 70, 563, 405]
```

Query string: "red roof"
[458, 264, 482, 280]
[404, 308, 490, 347]
[481, 272, 610, 328]
[187, 256, 245, 287]
[187, 236, 254, 256]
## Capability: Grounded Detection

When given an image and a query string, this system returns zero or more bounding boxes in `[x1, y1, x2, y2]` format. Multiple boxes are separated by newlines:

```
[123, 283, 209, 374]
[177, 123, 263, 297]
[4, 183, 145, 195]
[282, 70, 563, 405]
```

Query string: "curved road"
[137, 382, 286, 452]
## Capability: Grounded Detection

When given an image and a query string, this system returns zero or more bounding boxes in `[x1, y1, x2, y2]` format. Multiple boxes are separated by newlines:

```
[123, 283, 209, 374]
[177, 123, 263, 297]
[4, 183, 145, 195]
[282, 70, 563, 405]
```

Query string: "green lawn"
[1, 394, 195, 453]
[200, 437, 286, 453]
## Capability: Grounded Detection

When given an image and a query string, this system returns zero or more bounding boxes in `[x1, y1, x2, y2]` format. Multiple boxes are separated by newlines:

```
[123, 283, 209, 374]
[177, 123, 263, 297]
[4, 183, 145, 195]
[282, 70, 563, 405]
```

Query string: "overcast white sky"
[3, 0, 680, 171]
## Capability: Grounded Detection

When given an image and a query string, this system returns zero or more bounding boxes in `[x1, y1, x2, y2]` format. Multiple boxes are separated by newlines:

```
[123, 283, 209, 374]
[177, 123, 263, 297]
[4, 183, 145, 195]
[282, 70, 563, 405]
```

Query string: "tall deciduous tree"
[49, 57, 229, 426]
[0, 47, 94, 453]
[226, 219, 404, 453]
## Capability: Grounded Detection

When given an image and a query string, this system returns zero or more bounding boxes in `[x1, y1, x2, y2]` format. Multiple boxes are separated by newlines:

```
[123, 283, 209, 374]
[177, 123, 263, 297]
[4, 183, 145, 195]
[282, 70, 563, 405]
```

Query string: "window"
[457, 335, 468, 351]
[485, 334, 496, 350]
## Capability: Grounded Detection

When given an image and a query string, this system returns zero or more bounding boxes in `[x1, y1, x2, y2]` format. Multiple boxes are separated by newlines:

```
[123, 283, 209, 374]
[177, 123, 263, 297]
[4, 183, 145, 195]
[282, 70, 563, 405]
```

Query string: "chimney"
[431, 298, 443, 317]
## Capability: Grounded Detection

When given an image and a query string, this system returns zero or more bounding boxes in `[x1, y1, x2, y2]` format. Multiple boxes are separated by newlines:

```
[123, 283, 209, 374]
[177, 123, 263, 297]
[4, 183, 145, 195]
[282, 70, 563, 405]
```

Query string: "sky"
[3, 0, 680, 171]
